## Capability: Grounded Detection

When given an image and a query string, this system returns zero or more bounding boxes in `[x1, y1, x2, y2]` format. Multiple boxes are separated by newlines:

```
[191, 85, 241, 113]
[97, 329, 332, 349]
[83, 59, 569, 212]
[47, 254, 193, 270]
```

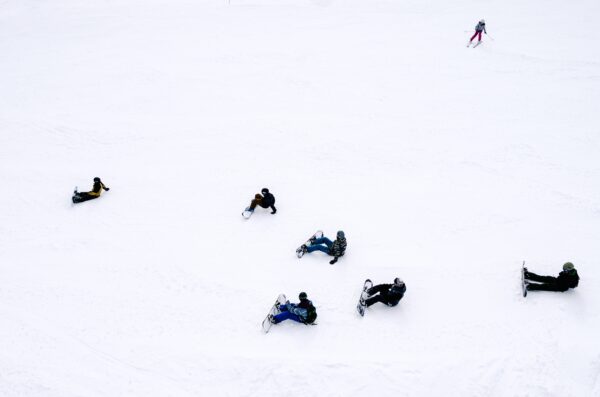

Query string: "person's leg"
[527, 283, 568, 292]
[75, 193, 96, 202]
[365, 295, 385, 307]
[470, 31, 478, 42]
[526, 272, 557, 283]
[307, 244, 330, 254]
[273, 311, 302, 323]
[477, 31, 482, 41]
[366, 284, 388, 296]
[312, 237, 333, 248]
[273, 311, 292, 323]
[249, 198, 260, 210]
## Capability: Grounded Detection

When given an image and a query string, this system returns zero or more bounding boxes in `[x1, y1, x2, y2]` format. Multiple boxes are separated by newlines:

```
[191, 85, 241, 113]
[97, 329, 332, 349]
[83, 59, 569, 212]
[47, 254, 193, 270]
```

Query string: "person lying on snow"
[73, 177, 110, 203]
[248, 188, 277, 214]
[524, 262, 579, 292]
[361, 278, 406, 308]
[300, 230, 347, 265]
[269, 292, 317, 325]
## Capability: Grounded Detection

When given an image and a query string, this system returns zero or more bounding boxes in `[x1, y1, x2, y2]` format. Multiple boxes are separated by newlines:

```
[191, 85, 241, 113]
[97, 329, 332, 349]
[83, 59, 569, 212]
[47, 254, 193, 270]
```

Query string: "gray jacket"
[475, 22, 487, 33]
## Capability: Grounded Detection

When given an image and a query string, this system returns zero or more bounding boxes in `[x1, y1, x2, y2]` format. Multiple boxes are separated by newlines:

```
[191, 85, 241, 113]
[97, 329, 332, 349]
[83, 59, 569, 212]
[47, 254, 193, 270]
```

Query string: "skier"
[524, 262, 580, 293]
[300, 230, 347, 265]
[269, 292, 317, 325]
[248, 188, 277, 214]
[468, 19, 487, 46]
[73, 177, 110, 203]
[360, 278, 406, 308]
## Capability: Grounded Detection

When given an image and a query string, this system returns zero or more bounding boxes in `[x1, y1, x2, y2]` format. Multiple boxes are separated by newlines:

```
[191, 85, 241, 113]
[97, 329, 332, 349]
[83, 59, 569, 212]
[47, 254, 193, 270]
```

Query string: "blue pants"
[307, 237, 332, 254]
[273, 305, 303, 323]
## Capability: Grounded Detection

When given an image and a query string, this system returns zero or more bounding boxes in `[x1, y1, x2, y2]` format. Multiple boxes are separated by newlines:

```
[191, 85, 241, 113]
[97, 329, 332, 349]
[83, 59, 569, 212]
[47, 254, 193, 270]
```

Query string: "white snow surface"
[1, 0, 600, 396]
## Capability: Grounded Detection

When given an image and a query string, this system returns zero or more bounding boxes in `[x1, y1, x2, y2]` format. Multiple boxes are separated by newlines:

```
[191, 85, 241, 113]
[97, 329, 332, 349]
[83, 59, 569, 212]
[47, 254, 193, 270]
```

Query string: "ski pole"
[486, 34, 495, 41]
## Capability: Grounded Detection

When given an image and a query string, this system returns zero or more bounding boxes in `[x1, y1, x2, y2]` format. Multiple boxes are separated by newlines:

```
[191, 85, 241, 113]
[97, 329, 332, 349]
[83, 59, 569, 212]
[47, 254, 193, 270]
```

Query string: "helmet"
[394, 277, 405, 286]
[261, 188, 269, 194]
[299, 292, 308, 300]
[93, 177, 101, 182]
[480, 19, 485, 24]
[337, 230, 345, 239]
[563, 262, 575, 271]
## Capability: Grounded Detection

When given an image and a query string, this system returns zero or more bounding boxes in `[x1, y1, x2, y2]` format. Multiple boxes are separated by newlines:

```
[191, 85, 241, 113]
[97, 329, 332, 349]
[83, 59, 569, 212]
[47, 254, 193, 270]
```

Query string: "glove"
[105, 187, 110, 191]
[329, 258, 338, 265]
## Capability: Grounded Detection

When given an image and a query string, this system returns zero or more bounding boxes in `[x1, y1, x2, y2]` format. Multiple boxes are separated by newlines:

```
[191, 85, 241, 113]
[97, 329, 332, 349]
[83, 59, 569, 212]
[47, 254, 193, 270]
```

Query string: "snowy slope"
[1, 0, 600, 396]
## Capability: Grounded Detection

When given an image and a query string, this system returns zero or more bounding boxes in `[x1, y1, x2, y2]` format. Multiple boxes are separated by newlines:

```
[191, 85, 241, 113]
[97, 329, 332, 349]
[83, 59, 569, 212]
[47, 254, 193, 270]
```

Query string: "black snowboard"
[521, 261, 528, 298]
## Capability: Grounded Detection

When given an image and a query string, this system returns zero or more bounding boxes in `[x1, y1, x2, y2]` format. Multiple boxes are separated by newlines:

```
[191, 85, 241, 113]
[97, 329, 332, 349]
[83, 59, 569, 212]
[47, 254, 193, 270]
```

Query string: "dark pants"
[306, 237, 332, 255]
[273, 304, 302, 324]
[73, 192, 98, 203]
[249, 199, 276, 213]
[470, 31, 483, 42]
[365, 285, 399, 307]
[526, 272, 568, 292]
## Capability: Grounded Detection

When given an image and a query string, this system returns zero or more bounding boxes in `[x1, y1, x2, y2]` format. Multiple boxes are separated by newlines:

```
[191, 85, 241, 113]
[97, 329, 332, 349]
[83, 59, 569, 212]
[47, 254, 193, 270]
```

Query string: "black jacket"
[297, 298, 317, 323]
[557, 269, 579, 289]
[382, 283, 406, 306]
[261, 192, 275, 207]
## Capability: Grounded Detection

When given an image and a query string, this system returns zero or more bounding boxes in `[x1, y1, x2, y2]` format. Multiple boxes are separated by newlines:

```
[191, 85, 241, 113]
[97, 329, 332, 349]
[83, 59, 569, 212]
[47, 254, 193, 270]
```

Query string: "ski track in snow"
[1, 0, 600, 396]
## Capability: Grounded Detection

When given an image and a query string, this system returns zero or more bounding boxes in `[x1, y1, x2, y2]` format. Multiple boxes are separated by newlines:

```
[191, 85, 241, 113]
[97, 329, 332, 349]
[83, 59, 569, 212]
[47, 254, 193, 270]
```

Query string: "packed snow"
[1, 0, 599, 396]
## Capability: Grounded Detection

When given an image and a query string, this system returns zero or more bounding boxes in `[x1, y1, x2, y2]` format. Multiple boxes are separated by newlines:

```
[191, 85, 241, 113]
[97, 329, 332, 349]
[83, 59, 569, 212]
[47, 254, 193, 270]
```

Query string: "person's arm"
[101, 182, 110, 191]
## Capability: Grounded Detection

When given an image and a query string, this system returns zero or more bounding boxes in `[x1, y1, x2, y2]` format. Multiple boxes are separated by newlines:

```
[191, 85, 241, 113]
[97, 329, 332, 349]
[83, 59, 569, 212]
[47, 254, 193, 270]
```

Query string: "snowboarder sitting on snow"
[270, 292, 317, 325]
[248, 188, 277, 214]
[524, 262, 579, 293]
[360, 278, 406, 307]
[73, 177, 110, 203]
[469, 19, 487, 45]
[301, 230, 347, 265]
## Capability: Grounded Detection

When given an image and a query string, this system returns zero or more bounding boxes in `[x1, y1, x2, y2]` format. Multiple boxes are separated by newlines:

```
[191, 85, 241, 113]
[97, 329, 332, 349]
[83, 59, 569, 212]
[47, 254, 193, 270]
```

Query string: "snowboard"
[521, 261, 528, 297]
[242, 206, 254, 219]
[72, 186, 83, 204]
[295, 230, 323, 258]
[356, 279, 373, 317]
[262, 294, 287, 333]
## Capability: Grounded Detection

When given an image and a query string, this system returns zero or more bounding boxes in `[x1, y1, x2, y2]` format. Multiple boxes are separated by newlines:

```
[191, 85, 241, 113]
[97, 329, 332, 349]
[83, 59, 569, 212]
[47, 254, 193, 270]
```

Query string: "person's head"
[337, 230, 345, 239]
[394, 277, 405, 286]
[261, 188, 269, 195]
[299, 292, 308, 301]
[480, 19, 485, 24]
[563, 262, 575, 271]
[93, 177, 101, 183]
